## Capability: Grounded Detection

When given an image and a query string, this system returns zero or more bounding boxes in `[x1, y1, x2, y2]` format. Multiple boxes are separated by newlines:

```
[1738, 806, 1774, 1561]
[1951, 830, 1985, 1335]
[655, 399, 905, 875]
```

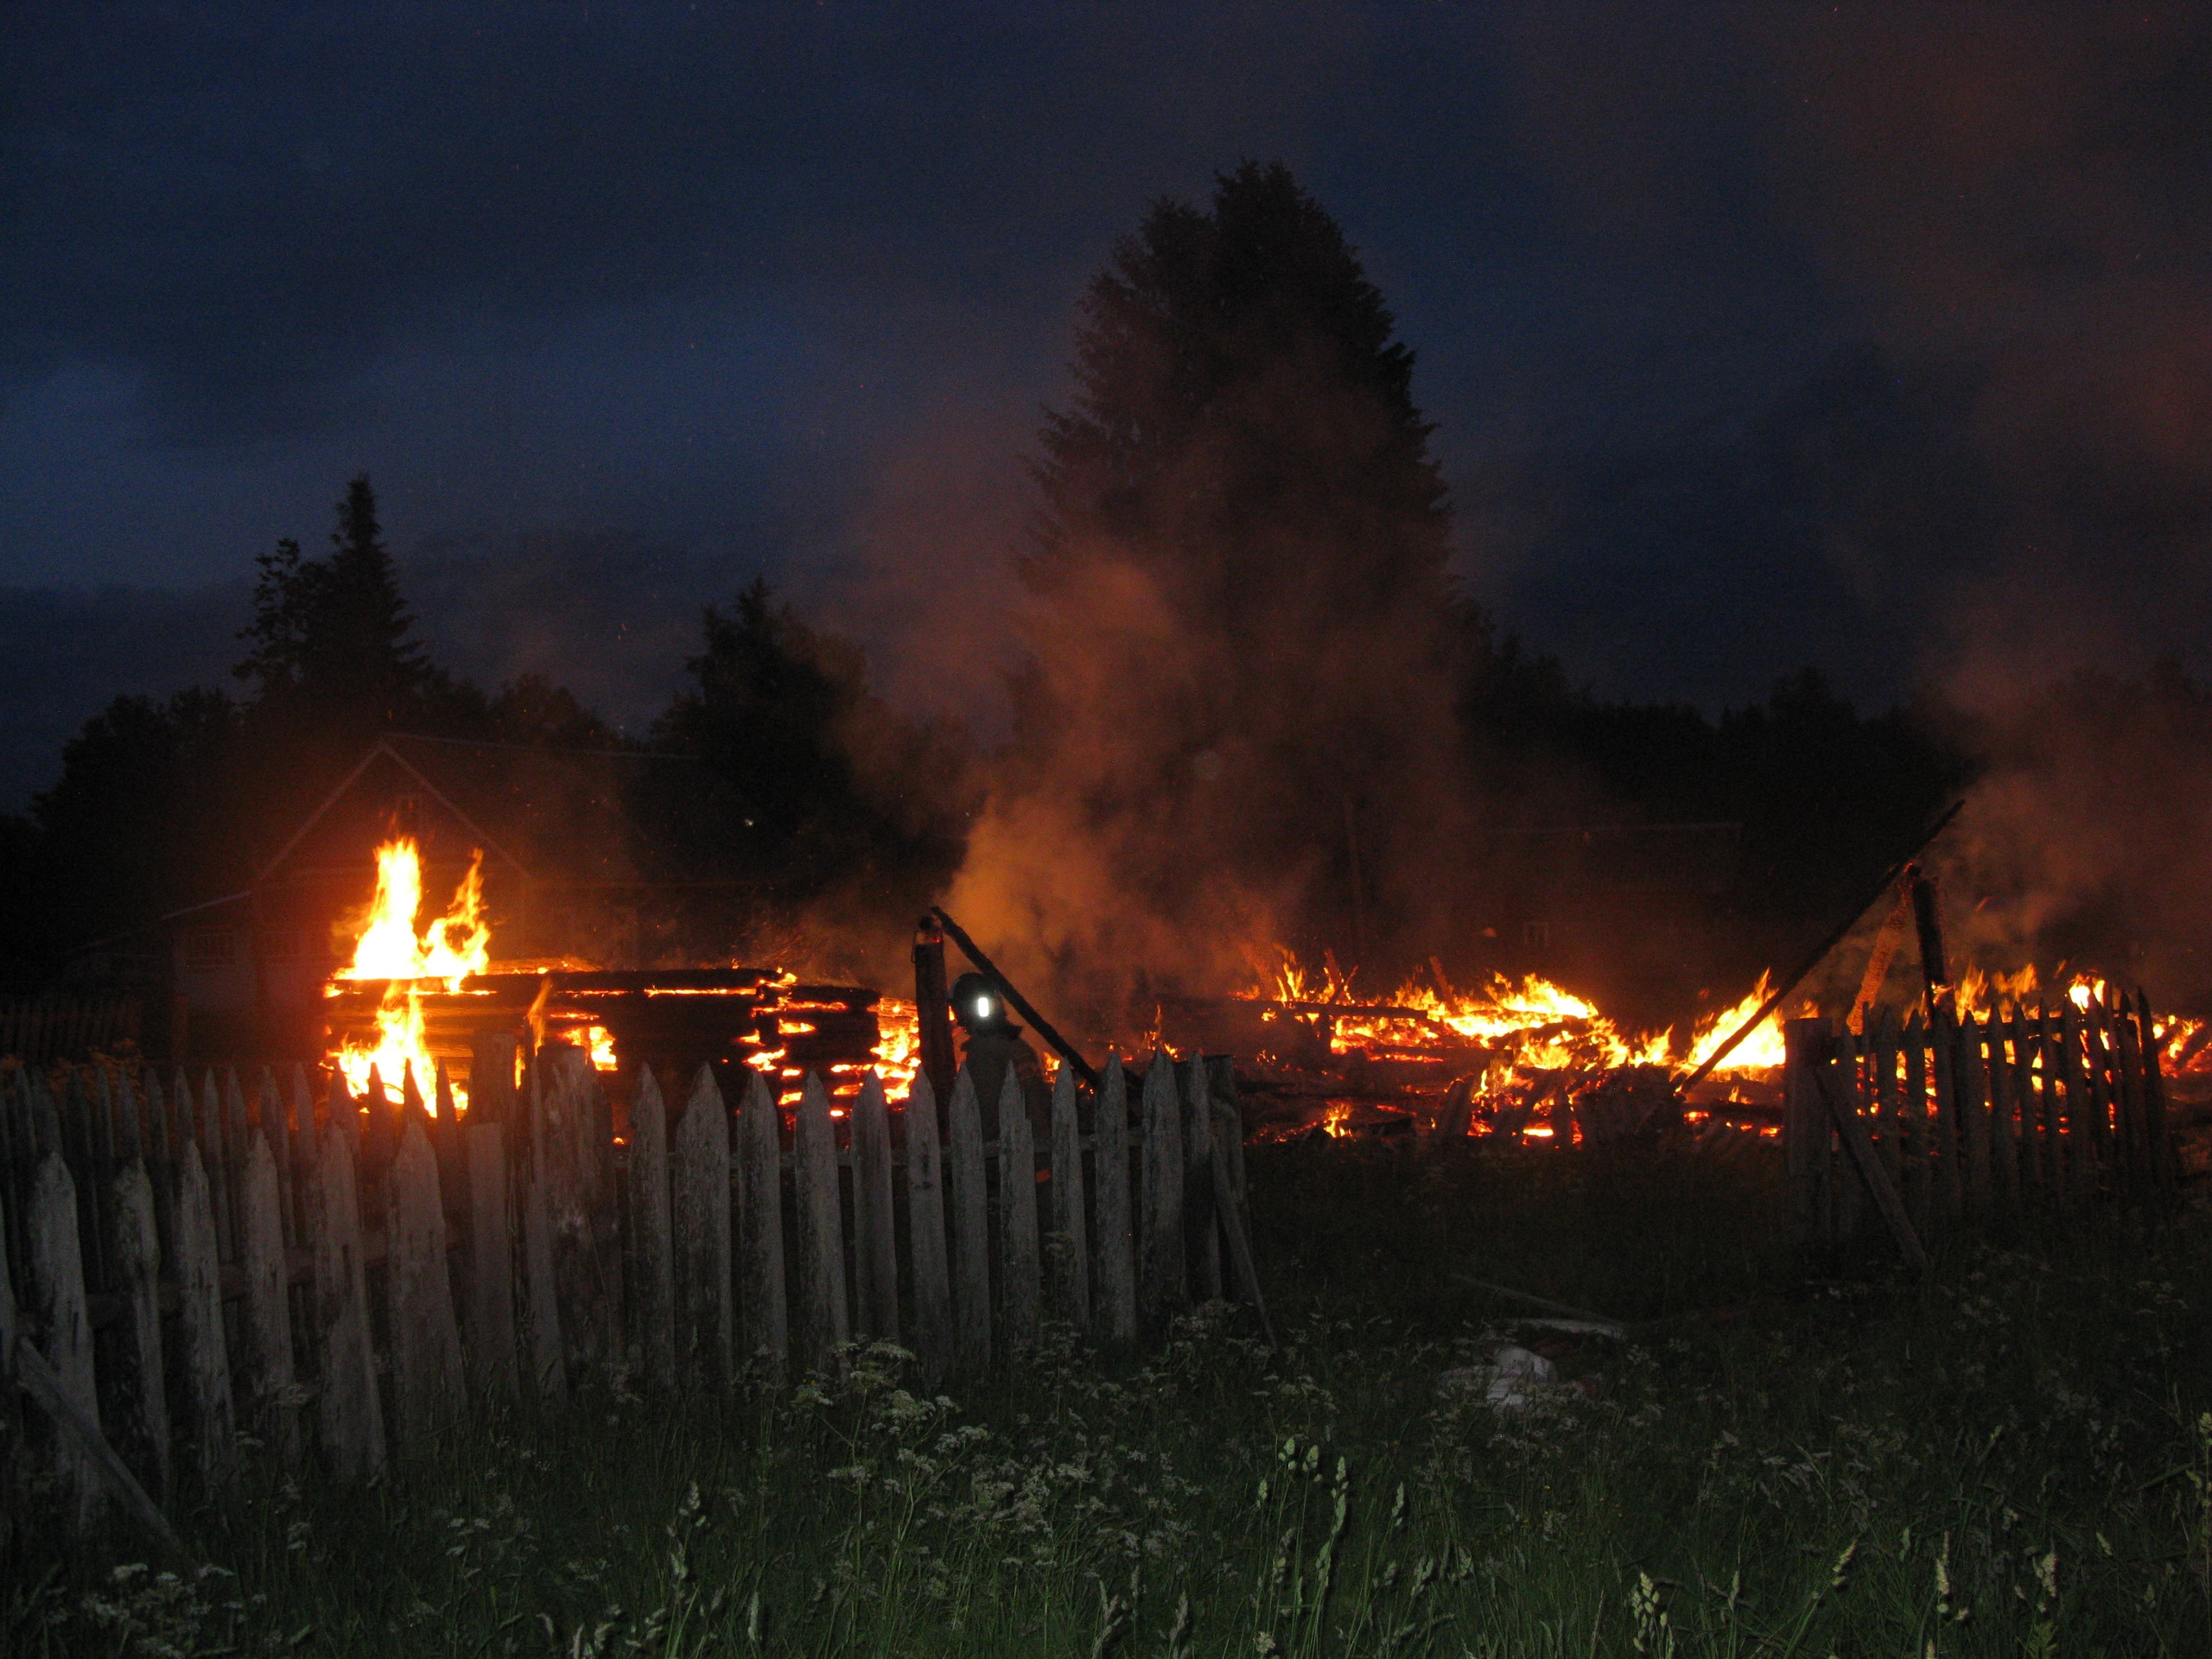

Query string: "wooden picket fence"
[0, 992, 143, 1067]
[1782, 988, 2181, 1255]
[0, 1039, 1258, 1534]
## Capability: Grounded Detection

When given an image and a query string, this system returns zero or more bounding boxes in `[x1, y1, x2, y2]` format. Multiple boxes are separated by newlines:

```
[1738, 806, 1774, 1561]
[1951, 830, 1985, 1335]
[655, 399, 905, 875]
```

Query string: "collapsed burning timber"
[312, 830, 2212, 1156]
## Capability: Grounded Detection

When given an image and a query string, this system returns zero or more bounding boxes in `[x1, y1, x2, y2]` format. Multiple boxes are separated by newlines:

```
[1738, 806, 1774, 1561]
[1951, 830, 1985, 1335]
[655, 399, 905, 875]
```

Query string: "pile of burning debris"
[320, 839, 916, 1113]
[319, 836, 2210, 1155]
[1153, 959, 1792, 1149]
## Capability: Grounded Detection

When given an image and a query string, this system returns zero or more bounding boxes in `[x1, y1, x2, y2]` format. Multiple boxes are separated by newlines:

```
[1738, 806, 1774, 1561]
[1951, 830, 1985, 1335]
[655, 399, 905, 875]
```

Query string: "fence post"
[945, 1064, 991, 1374]
[734, 1067, 788, 1376]
[175, 1139, 236, 1488]
[314, 1120, 387, 1482]
[792, 1072, 849, 1376]
[1047, 1064, 1089, 1329]
[851, 1073, 899, 1345]
[628, 1066, 677, 1392]
[463, 1110, 518, 1403]
[1959, 1020, 1994, 1218]
[1180, 1059, 1220, 1300]
[0, 1184, 18, 1557]
[902, 1071, 952, 1382]
[997, 1069, 1040, 1354]
[672, 1065, 733, 1389]
[1092, 1055, 1136, 1346]
[238, 1131, 301, 1468]
[29, 1150, 99, 1529]
[1139, 1051, 1186, 1328]
[1899, 1014, 1930, 1235]
[537, 1046, 616, 1382]
[105, 1153, 171, 1501]
[387, 1115, 466, 1460]
[1987, 1015, 2022, 1219]
[1783, 1019, 1826, 1247]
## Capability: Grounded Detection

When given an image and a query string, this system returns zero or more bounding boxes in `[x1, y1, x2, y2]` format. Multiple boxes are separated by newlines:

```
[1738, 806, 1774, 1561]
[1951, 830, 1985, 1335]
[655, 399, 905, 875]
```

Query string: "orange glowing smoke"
[328, 838, 490, 1112]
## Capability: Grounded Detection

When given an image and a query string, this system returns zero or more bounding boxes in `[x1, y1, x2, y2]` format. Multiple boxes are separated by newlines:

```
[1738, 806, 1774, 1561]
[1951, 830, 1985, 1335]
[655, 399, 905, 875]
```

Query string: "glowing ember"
[873, 998, 921, 1098]
[328, 838, 490, 1113]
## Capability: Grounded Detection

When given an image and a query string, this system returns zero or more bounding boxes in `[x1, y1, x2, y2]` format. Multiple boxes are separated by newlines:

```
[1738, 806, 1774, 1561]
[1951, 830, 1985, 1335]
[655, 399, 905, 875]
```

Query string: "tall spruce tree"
[965, 162, 1471, 986]
[236, 474, 432, 735]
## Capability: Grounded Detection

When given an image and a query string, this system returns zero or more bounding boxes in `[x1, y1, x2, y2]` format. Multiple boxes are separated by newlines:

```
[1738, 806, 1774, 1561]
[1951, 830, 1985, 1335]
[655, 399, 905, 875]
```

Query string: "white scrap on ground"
[1437, 1343, 1566, 1412]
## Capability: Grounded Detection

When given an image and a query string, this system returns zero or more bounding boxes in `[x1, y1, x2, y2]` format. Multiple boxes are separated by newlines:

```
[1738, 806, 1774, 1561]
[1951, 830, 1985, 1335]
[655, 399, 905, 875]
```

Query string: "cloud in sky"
[3, 0, 2209, 774]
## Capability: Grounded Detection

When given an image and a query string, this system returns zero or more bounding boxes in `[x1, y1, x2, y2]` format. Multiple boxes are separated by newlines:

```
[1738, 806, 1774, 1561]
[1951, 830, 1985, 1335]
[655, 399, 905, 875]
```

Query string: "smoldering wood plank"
[791, 1071, 849, 1376]
[850, 1073, 899, 1345]
[901, 1071, 952, 1382]
[105, 1157, 171, 1501]
[238, 1132, 300, 1468]
[672, 1065, 734, 1389]
[313, 1122, 387, 1482]
[1091, 1054, 1135, 1347]
[997, 1068, 1039, 1354]
[1046, 1063, 1089, 1330]
[1139, 1051, 1185, 1329]
[734, 1066, 788, 1376]
[386, 1115, 466, 1461]
[945, 1064, 991, 1375]
[175, 1140, 237, 1488]
[30, 1149, 101, 1529]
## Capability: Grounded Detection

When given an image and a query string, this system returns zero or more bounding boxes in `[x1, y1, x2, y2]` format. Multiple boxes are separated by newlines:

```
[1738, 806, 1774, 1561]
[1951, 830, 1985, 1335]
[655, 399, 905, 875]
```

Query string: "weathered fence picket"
[1046, 1064, 1089, 1330]
[314, 1118, 386, 1482]
[734, 1067, 787, 1374]
[0, 1033, 1286, 1520]
[1786, 1001, 2181, 1255]
[851, 1073, 899, 1345]
[670, 1065, 733, 1387]
[174, 1140, 235, 1488]
[237, 1131, 299, 1467]
[902, 1071, 952, 1380]
[627, 1066, 677, 1391]
[388, 1116, 465, 1459]
[1139, 1051, 1185, 1331]
[105, 1154, 169, 1499]
[1093, 1054, 1136, 1347]
[792, 1072, 849, 1376]
[997, 1070, 1040, 1353]
[30, 1150, 98, 1528]
[946, 1066, 991, 1374]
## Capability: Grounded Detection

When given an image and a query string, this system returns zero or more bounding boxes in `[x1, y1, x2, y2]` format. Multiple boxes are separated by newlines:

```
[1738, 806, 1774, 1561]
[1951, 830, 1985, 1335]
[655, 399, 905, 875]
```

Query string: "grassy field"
[10, 1139, 2212, 1656]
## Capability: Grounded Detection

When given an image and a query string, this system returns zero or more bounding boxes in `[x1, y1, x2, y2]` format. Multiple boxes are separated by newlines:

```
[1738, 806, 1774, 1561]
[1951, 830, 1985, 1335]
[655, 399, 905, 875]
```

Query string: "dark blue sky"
[5, 3, 2210, 801]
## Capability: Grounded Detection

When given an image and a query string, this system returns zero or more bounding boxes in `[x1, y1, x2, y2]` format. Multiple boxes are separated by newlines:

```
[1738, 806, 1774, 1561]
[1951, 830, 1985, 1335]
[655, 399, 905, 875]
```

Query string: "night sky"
[5, 4, 2210, 804]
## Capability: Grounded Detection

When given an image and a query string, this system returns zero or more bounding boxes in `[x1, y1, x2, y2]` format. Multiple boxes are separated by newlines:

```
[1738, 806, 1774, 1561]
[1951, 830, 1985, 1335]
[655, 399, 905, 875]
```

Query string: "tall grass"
[10, 1140, 2212, 1656]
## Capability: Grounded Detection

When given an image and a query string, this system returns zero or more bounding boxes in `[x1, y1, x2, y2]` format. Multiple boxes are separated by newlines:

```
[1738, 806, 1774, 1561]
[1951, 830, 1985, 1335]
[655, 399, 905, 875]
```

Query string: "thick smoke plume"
[940, 164, 1473, 1020]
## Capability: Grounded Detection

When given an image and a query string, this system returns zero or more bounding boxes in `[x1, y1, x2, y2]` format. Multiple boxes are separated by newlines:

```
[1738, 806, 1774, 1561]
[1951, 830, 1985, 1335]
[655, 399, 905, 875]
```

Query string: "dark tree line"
[27, 162, 2186, 1009]
[0, 478, 969, 980]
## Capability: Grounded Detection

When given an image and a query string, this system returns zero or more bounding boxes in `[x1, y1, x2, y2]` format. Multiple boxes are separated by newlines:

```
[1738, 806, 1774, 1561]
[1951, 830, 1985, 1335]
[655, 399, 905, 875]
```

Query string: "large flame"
[330, 838, 489, 1112]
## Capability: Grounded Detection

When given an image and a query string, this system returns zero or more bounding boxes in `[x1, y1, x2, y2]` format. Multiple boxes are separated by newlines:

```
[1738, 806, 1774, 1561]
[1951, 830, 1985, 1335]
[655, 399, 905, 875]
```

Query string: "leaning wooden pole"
[1677, 799, 1965, 1095]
